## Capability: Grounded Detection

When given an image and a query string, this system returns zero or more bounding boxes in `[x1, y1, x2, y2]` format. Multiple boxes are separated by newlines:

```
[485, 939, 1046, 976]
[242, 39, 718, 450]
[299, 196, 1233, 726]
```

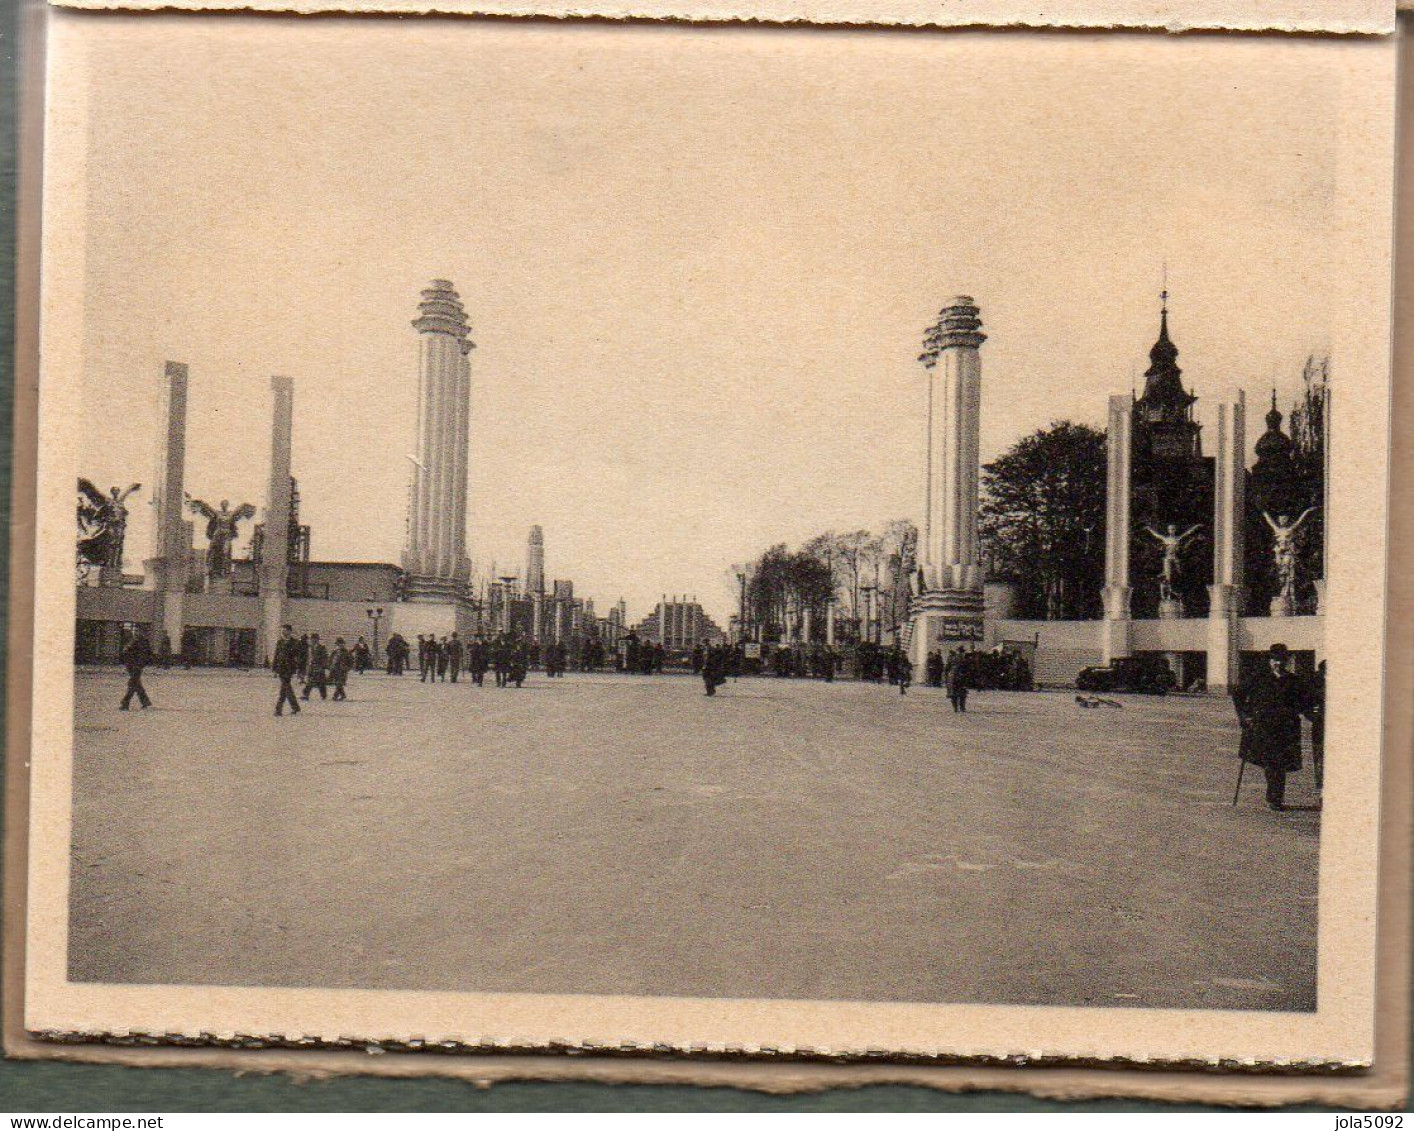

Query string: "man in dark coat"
[702, 644, 728, 696]
[329, 637, 353, 701]
[1234, 643, 1315, 811]
[945, 648, 969, 713]
[891, 647, 913, 695]
[468, 637, 488, 685]
[416, 635, 429, 682]
[272, 624, 301, 717]
[435, 636, 450, 682]
[119, 627, 154, 710]
[302, 632, 329, 701]
[926, 649, 944, 688]
[447, 632, 464, 683]
[352, 636, 371, 674]
[509, 640, 529, 688]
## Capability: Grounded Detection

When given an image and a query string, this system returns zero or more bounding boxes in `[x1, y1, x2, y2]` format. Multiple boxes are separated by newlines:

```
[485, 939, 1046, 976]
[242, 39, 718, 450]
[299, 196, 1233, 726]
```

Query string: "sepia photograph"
[21, 9, 1397, 1065]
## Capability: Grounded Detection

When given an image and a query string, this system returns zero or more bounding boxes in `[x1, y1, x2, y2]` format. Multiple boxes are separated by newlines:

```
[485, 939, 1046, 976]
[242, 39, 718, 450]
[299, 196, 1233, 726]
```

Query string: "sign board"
[939, 619, 984, 642]
[743, 642, 762, 659]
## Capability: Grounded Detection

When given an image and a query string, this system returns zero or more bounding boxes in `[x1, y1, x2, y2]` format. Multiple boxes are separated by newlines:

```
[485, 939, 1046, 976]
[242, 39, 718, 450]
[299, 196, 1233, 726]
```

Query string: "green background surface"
[0, 1, 1403, 1112]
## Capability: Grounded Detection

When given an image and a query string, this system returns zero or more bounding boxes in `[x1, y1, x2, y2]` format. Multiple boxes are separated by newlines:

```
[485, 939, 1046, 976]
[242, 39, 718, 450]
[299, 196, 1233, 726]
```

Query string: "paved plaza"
[69, 668, 1319, 1011]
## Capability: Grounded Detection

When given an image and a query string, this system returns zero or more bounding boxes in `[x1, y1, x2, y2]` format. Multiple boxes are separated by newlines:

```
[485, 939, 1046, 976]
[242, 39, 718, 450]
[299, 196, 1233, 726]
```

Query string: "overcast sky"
[74, 18, 1348, 622]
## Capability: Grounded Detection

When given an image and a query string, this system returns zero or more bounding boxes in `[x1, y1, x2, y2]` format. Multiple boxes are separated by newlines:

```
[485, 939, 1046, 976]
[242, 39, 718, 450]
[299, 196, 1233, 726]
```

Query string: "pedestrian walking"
[272, 624, 301, 717]
[1232, 643, 1316, 811]
[892, 648, 913, 695]
[302, 632, 329, 701]
[468, 637, 488, 686]
[447, 632, 463, 683]
[702, 644, 728, 696]
[945, 648, 969, 713]
[352, 636, 371, 674]
[330, 637, 353, 700]
[436, 636, 450, 682]
[118, 627, 154, 710]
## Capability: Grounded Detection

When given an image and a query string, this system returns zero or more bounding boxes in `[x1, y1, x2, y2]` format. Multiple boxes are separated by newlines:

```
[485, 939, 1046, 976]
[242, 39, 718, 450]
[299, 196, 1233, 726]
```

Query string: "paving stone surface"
[69, 668, 1320, 1011]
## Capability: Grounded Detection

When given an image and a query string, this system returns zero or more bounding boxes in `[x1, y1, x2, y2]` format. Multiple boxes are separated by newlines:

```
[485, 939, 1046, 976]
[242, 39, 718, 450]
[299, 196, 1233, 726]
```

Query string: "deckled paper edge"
[38, 0, 1398, 37]
[1, 0, 1407, 1108]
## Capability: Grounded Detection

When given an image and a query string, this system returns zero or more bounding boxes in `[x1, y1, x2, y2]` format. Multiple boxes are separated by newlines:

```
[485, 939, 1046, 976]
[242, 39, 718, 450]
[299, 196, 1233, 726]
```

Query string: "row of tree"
[733, 522, 917, 644]
[736, 358, 1328, 628]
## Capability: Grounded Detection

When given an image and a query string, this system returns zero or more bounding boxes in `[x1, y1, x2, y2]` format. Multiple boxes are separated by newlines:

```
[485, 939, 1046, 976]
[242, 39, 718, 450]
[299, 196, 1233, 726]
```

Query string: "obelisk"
[403, 280, 474, 601]
[909, 298, 986, 665]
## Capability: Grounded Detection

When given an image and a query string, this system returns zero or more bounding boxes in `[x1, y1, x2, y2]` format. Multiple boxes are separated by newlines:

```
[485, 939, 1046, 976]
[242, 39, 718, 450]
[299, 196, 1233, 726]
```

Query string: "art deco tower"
[403, 280, 474, 600]
[909, 297, 986, 663]
[525, 525, 546, 594]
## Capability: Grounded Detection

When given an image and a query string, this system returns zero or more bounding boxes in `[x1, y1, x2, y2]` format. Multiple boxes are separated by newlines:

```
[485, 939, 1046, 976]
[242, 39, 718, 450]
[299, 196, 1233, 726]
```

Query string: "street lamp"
[861, 585, 876, 646]
[366, 606, 384, 667]
[736, 571, 749, 642]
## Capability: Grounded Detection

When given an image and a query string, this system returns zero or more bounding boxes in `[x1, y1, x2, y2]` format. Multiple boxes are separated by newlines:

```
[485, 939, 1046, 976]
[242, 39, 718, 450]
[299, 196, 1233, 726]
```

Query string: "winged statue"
[77, 479, 141, 570]
[186, 496, 257, 580]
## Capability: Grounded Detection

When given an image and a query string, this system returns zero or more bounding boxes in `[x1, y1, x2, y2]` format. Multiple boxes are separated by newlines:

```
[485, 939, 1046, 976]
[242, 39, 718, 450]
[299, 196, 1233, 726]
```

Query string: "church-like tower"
[1129, 294, 1215, 617]
[403, 280, 474, 601]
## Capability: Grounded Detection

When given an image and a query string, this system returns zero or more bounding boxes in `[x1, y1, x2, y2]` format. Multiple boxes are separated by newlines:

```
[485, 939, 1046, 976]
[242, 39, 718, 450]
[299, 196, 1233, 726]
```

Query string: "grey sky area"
[75, 20, 1343, 620]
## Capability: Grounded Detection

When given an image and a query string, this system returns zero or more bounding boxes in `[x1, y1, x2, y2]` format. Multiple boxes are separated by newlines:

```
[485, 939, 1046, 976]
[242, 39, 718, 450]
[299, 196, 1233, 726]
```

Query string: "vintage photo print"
[20, 9, 1397, 1066]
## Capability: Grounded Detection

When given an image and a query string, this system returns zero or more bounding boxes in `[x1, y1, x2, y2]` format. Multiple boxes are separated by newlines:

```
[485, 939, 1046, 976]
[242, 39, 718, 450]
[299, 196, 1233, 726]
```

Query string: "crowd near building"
[76, 280, 1325, 693]
[74, 281, 632, 669]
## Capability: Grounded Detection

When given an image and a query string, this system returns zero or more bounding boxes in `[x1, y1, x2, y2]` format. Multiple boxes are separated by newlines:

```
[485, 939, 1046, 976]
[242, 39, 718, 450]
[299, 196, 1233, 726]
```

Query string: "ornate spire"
[412, 279, 476, 355]
[1138, 291, 1194, 415]
[918, 296, 986, 369]
[1255, 387, 1294, 462]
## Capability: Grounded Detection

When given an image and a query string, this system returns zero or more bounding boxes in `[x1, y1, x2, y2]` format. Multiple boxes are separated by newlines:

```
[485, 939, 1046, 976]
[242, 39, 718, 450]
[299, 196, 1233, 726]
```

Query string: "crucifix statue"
[1144, 522, 1203, 602]
[187, 496, 257, 580]
[1264, 508, 1318, 606]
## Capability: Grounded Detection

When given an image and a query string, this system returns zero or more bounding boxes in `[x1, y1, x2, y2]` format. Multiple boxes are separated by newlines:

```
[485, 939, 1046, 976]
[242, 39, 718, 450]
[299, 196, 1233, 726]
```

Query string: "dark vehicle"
[1075, 655, 1175, 695]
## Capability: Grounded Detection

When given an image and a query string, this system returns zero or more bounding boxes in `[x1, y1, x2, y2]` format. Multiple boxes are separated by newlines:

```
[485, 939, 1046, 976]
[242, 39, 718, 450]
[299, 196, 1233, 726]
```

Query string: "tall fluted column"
[404, 280, 474, 601]
[259, 376, 294, 664]
[1101, 395, 1134, 663]
[1206, 392, 1246, 692]
[909, 298, 986, 666]
[148, 362, 191, 648]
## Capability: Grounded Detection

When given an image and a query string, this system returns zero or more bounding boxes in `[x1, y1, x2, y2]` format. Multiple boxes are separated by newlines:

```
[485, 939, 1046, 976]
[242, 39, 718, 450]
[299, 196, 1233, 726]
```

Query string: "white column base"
[1205, 583, 1239, 695]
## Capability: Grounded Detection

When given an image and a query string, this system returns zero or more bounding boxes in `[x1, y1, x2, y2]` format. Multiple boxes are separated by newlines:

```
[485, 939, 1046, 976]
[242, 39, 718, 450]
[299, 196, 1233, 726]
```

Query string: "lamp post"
[737, 571, 749, 643]
[365, 606, 384, 667]
[861, 585, 875, 647]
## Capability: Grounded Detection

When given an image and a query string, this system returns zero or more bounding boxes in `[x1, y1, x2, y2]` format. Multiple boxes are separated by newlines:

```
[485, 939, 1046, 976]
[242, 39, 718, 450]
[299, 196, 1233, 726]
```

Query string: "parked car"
[1075, 655, 1176, 695]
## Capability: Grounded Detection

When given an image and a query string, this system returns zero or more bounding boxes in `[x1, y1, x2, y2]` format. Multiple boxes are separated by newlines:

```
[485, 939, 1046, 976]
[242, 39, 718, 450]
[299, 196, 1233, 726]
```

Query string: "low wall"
[993, 614, 1324, 687]
[994, 619, 1103, 686]
[76, 586, 155, 625]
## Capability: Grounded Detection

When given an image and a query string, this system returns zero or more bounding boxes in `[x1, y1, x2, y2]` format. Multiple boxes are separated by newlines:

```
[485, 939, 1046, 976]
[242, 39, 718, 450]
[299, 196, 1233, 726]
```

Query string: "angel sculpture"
[1143, 522, 1203, 602]
[1263, 508, 1319, 604]
[187, 496, 256, 580]
[77, 479, 141, 569]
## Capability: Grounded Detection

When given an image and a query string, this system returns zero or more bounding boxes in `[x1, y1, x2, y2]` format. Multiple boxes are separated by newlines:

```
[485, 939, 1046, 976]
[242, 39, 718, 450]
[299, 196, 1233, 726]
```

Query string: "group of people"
[270, 626, 360, 714]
